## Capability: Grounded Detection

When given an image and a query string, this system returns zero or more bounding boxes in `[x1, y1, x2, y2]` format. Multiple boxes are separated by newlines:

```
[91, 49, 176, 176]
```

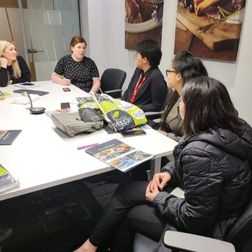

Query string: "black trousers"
[89, 181, 166, 252]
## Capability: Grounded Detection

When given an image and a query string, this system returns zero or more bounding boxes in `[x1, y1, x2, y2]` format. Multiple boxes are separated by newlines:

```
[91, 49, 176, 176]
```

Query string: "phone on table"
[19, 82, 34, 86]
[121, 128, 146, 137]
[63, 87, 71, 92]
[60, 102, 70, 109]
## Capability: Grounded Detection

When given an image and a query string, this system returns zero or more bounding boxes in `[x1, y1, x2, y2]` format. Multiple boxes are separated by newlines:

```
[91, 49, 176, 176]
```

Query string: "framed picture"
[125, 0, 164, 49]
[174, 0, 246, 61]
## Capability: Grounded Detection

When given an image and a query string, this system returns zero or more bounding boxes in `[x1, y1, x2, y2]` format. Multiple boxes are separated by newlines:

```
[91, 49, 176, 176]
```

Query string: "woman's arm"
[90, 77, 100, 93]
[16, 56, 31, 83]
[51, 72, 71, 86]
[51, 56, 71, 86]
[152, 147, 221, 233]
[0, 57, 8, 86]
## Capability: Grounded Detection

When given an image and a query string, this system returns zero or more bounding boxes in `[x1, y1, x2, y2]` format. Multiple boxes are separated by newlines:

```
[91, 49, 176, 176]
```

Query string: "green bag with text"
[89, 92, 147, 132]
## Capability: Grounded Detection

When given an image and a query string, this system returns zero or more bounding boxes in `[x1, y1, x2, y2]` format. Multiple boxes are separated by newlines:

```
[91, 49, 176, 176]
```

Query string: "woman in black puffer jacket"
[75, 77, 252, 252]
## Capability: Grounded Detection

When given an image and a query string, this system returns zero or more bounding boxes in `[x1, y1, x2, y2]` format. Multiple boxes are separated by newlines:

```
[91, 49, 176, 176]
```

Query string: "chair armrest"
[164, 231, 235, 252]
[145, 110, 164, 121]
[104, 89, 123, 99]
[104, 89, 123, 94]
[144, 110, 164, 117]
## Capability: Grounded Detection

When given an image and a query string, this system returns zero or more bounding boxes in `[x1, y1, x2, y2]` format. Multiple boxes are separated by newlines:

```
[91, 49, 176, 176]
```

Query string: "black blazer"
[122, 67, 167, 112]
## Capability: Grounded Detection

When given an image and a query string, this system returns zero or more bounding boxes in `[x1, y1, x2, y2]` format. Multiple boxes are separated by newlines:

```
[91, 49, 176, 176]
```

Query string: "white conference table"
[0, 81, 177, 201]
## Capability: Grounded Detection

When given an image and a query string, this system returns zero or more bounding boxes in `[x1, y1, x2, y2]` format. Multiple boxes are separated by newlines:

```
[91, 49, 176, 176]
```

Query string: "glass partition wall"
[0, 0, 80, 81]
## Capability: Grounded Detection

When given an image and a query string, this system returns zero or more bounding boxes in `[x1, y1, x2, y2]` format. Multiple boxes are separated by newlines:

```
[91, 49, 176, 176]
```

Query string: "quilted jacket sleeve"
[153, 145, 222, 234]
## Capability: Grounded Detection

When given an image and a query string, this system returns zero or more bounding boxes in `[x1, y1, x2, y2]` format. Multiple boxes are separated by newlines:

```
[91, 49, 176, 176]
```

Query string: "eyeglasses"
[166, 69, 177, 75]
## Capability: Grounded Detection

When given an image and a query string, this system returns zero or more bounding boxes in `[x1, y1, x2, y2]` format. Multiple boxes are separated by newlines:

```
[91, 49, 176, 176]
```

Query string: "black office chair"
[134, 192, 252, 252]
[100, 68, 127, 99]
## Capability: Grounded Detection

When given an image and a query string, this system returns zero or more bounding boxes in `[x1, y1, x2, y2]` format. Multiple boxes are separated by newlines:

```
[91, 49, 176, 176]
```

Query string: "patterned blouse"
[54, 55, 99, 92]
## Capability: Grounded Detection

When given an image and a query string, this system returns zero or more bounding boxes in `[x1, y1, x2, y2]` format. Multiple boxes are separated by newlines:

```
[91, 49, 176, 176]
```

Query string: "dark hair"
[136, 40, 162, 68]
[182, 76, 244, 136]
[70, 35, 87, 52]
[159, 50, 208, 130]
[172, 50, 208, 83]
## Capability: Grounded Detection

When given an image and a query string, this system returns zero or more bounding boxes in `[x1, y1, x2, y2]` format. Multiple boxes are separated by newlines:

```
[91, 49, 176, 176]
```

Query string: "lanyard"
[130, 74, 146, 103]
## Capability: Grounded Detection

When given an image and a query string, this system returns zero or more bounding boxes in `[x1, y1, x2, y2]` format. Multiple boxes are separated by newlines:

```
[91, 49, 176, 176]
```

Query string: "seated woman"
[51, 35, 100, 93]
[122, 40, 167, 112]
[157, 50, 208, 142]
[131, 50, 208, 180]
[75, 76, 252, 252]
[0, 40, 31, 87]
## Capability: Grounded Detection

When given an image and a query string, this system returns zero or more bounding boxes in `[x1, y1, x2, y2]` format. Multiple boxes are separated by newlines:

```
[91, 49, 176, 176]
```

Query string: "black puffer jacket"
[153, 123, 252, 239]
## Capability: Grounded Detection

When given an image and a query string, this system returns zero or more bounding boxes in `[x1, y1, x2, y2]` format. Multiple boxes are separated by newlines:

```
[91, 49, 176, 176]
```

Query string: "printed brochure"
[85, 138, 153, 172]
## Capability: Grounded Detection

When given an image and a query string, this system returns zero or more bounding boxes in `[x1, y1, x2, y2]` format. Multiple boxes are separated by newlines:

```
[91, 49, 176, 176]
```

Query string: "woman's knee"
[114, 181, 148, 203]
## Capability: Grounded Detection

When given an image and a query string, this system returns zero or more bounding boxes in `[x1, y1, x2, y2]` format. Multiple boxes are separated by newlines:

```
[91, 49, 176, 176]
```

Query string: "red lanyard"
[130, 74, 146, 103]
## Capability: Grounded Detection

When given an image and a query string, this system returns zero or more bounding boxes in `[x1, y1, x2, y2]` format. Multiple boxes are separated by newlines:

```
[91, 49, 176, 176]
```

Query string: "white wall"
[80, 0, 252, 125]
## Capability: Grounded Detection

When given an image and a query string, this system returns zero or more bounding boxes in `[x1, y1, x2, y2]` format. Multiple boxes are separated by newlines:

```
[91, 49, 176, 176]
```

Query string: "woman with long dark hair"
[157, 50, 208, 141]
[75, 77, 252, 252]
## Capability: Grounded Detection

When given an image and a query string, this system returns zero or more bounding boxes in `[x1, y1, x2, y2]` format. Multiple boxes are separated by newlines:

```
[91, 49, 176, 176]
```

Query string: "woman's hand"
[145, 172, 171, 202]
[90, 77, 101, 93]
[157, 129, 167, 136]
[152, 172, 171, 191]
[0, 57, 8, 68]
[145, 180, 160, 202]
[51, 72, 71, 86]
[60, 78, 71, 86]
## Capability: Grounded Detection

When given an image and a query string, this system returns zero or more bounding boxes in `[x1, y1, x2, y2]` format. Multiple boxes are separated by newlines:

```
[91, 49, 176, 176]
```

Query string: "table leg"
[149, 157, 161, 180]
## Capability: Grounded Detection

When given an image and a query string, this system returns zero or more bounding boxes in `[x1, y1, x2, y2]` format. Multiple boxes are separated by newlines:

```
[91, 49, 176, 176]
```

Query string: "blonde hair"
[0, 40, 21, 79]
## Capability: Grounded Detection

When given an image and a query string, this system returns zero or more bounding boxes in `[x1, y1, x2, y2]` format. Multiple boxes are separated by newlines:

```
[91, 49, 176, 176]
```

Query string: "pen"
[77, 143, 99, 150]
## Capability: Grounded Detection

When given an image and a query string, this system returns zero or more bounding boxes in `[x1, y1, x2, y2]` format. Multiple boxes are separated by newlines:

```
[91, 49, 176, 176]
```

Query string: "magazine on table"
[0, 130, 21, 145]
[0, 163, 20, 194]
[85, 138, 153, 172]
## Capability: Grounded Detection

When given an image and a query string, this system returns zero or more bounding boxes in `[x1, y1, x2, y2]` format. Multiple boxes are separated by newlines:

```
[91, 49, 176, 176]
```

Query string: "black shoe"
[0, 228, 13, 242]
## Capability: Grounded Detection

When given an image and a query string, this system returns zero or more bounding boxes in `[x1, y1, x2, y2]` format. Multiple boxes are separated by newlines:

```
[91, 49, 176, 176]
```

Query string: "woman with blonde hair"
[0, 40, 31, 87]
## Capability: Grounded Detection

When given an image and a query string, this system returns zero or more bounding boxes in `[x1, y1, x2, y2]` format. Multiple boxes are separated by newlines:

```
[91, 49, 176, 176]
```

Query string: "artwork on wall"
[125, 0, 164, 50]
[174, 0, 246, 61]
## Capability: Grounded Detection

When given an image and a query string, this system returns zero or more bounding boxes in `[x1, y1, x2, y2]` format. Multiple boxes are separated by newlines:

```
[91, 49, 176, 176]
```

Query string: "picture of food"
[175, 0, 246, 61]
[125, 0, 157, 23]
[125, 0, 164, 49]
[115, 143, 131, 154]
[94, 143, 133, 161]
[0, 131, 7, 139]
[108, 150, 151, 171]
[109, 156, 136, 171]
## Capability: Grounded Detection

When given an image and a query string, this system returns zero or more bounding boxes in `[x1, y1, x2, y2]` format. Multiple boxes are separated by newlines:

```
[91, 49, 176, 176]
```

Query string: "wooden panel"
[0, 0, 27, 9]
[176, 6, 241, 51]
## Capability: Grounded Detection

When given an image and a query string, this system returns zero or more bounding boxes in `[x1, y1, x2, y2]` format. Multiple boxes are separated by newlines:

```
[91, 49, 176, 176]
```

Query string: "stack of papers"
[9, 94, 40, 105]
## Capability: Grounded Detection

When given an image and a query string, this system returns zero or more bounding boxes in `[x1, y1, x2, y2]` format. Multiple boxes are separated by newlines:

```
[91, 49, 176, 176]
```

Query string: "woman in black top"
[122, 40, 167, 112]
[51, 35, 100, 93]
[157, 50, 208, 141]
[74, 77, 252, 252]
[0, 40, 31, 87]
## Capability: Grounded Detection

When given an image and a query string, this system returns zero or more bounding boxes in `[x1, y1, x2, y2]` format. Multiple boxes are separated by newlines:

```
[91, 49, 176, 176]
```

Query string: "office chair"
[145, 110, 165, 128]
[134, 192, 252, 252]
[100, 68, 127, 99]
